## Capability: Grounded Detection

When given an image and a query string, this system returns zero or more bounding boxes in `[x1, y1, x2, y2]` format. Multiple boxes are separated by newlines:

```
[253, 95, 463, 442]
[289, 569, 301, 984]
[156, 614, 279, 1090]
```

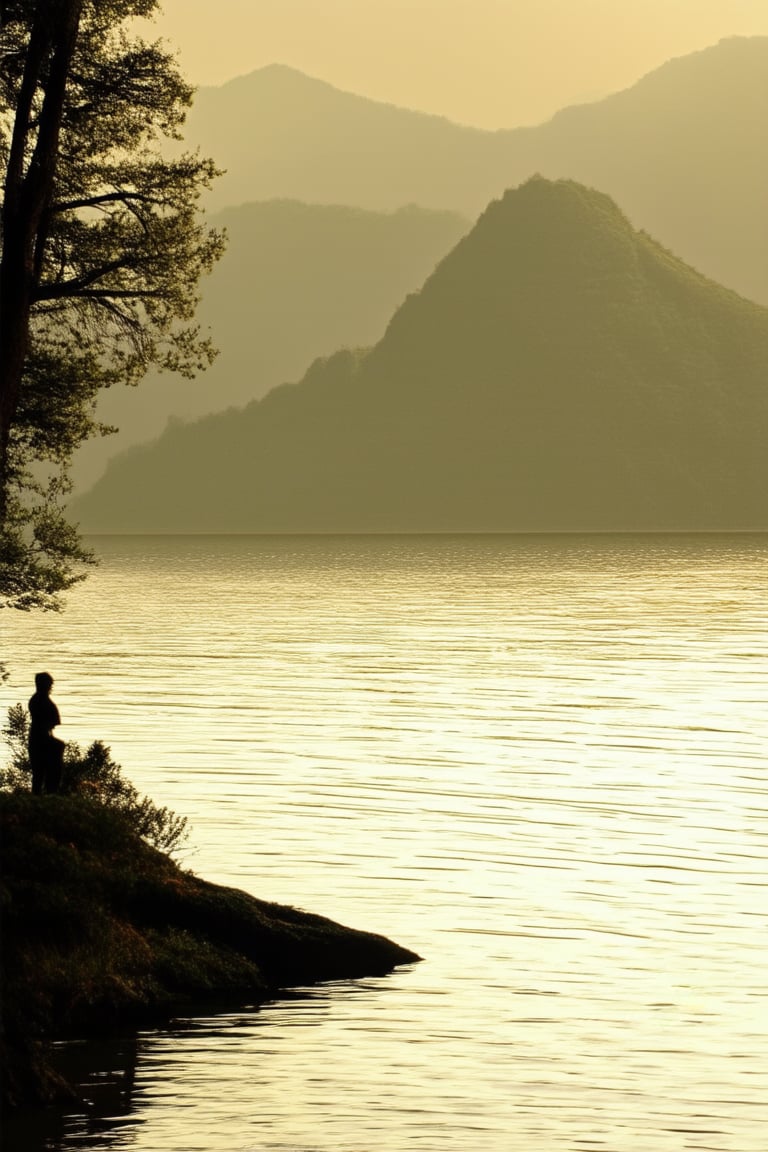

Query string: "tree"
[0, 0, 224, 610]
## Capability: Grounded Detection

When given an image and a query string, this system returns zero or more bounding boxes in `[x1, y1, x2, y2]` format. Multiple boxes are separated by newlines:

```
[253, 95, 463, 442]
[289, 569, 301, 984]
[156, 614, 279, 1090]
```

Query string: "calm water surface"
[3, 534, 767, 1152]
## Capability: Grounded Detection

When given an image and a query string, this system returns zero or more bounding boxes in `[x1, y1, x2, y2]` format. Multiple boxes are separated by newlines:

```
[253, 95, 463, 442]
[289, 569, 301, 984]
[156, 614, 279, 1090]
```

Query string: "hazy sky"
[144, 0, 768, 128]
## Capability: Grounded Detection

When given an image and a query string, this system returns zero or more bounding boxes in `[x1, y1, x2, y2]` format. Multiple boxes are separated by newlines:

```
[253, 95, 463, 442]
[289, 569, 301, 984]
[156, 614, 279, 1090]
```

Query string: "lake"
[2, 533, 767, 1151]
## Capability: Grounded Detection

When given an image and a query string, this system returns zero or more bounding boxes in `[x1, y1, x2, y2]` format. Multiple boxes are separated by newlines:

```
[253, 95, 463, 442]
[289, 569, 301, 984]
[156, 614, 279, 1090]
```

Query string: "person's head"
[34, 672, 54, 694]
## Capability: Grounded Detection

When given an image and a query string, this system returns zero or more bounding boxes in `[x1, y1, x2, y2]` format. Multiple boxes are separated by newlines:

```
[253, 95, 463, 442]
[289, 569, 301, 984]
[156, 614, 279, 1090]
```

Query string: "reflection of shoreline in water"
[7, 985, 397, 1152]
[4, 1034, 140, 1152]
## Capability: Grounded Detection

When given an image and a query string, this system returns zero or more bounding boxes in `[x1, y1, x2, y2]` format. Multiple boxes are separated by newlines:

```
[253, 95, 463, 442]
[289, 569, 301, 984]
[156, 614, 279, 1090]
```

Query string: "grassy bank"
[0, 790, 420, 1108]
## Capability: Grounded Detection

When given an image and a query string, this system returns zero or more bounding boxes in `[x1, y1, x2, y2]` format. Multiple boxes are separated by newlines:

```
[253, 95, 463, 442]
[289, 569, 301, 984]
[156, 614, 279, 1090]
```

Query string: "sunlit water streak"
[2, 534, 767, 1152]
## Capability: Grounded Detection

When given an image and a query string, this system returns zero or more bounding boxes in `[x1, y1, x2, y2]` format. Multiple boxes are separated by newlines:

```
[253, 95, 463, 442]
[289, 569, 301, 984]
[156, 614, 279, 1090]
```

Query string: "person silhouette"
[28, 672, 65, 794]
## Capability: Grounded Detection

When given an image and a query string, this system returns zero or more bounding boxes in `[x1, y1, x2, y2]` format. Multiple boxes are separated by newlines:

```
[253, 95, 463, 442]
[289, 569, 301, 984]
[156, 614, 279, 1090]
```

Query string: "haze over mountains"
[188, 37, 768, 306]
[71, 36, 768, 527]
[74, 37, 768, 489]
[72, 201, 468, 490]
[72, 179, 768, 535]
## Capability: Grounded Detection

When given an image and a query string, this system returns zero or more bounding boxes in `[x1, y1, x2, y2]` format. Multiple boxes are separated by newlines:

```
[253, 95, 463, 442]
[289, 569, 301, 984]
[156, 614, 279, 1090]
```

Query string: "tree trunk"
[0, 0, 83, 522]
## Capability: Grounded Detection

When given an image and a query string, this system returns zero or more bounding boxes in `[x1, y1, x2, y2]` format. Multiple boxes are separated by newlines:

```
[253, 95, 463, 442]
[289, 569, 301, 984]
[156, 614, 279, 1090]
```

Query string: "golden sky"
[144, 0, 768, 128]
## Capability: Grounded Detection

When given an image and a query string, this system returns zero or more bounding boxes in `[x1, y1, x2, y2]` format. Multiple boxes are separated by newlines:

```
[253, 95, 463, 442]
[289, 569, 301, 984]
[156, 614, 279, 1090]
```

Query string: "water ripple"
[3, 533, 768, 1151]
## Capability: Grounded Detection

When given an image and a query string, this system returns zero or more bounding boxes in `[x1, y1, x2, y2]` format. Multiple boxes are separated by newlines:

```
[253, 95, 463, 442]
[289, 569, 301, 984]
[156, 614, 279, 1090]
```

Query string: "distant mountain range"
[72, 179, 768, 534]
[72, 36, 768, 493]
[187, 36, 768, 306]
[71, 201, 468, 491]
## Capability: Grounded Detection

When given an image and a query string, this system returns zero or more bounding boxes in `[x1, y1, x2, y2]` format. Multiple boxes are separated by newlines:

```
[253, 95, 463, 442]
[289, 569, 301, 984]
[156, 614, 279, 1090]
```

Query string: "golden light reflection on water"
[3, 534, 768, 1151]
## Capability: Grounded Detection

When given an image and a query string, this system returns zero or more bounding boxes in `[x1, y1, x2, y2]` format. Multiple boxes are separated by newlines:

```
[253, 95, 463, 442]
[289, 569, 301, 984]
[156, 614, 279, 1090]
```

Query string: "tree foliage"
[0, 0, 223, 610]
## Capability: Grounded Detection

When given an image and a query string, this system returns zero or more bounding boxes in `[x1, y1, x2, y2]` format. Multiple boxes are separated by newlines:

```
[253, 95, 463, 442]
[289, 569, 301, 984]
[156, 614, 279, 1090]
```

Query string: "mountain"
[71, 200, 468, 491]
[185, 38, 768, 305]
[71, 178, 768, 534]
[73, 37, 767, 493]
[188, 63, 498, 213]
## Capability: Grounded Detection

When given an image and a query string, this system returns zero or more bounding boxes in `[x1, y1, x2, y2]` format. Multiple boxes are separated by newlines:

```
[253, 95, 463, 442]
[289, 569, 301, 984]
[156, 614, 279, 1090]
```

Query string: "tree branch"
[51, 189, 156, 212]
[34, 257, 143, 300]
[56, 288, 160, 300]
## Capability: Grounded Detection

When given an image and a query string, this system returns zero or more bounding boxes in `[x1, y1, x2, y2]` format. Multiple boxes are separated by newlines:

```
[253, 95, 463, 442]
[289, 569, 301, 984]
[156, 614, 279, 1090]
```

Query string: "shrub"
[1, 703, 30, 786]
[1, 705, 188, 856]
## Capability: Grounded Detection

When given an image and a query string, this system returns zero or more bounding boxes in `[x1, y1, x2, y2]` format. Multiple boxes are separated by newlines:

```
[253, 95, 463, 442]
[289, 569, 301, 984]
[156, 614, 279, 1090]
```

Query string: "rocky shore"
[0, 791, 420, 1108]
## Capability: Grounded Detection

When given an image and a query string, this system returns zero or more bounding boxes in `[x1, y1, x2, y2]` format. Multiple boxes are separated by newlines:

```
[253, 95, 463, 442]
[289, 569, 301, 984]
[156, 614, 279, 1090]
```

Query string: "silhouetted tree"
[0, 0, 223, 610]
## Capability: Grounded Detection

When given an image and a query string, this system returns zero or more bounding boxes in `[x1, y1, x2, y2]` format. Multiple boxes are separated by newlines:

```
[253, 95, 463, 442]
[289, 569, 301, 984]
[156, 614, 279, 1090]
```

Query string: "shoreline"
[0, 791, 420, 1109]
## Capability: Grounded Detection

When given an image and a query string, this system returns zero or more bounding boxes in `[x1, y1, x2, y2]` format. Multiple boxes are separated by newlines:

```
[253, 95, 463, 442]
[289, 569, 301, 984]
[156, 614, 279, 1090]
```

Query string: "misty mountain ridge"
[73, 35, 766, 494]
[72, 178, 768, 534]
[185, 36, 768, 307]
[214, 62, 484, 130]
[72, 199, 469, 491]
